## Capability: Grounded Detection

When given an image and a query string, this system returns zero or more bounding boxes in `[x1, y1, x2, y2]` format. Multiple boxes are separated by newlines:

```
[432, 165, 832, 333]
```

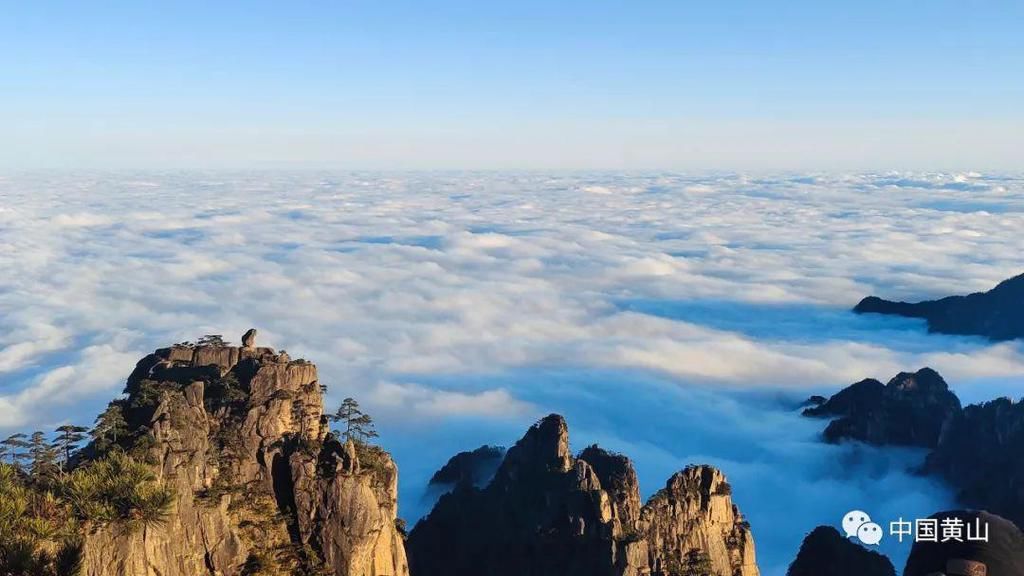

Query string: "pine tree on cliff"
[53, 424, 88, 473]
[28, 431, 58, 481]
[198, 334, 227, 346]
[330, 397, 378, 444]
[91, 402, 129, 453]
[0, 433, 30, 468]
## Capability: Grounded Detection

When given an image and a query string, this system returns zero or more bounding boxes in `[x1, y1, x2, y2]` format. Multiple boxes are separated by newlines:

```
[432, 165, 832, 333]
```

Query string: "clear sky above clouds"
[2, 0, 1022, 170]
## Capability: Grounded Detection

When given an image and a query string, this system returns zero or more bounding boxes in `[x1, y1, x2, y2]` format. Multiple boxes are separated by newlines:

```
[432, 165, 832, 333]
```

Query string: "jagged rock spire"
[409, 414, 759, 576]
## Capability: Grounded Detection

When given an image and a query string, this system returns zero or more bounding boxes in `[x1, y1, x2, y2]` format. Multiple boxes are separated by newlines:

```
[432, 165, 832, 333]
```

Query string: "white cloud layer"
[1, 171, 1023, 574]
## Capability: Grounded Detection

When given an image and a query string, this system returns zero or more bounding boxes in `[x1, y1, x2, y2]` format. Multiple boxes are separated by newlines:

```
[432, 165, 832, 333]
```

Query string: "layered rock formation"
[786, 526, 895, 576]
[407, 414, 759, 576]
[803, 368, 961, 448]
[854, 272, 1024, 341]
[79, 331, 408, 576]
[925, 398, 1024, 529]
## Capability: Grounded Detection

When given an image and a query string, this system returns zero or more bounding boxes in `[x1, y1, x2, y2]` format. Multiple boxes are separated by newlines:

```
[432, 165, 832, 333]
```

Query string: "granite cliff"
[78, 331, 409, 576]
[407, 414, 759, 576]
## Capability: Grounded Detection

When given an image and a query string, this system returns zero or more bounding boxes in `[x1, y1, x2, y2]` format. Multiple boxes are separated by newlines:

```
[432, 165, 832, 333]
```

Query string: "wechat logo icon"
[842, 510, 883, 546]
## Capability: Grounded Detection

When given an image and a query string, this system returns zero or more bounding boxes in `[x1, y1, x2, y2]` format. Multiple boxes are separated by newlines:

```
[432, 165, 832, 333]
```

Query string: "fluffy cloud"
[369, 381, 535, 419]
[0, 171, 1022, 574]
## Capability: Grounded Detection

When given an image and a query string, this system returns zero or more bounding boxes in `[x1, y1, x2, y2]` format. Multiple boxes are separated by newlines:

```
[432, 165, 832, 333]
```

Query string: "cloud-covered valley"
[1, 171, 1023, 573]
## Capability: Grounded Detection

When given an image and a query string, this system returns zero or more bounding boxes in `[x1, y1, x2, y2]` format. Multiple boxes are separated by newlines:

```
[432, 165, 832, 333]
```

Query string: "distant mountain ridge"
[854, 272, 1024, 340]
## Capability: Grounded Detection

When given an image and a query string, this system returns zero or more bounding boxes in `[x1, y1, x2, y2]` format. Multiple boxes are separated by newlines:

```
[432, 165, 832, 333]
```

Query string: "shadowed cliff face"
[925, 399, 1024, 530]
[407, 414, 759, 576]
[854, 272, 1024, 341]
[79, 333, 408, 576]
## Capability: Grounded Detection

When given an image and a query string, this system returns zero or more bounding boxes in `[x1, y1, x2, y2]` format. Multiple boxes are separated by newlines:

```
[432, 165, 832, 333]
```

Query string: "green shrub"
[0, 464, 81, 576]
[61, 451, 174, 530]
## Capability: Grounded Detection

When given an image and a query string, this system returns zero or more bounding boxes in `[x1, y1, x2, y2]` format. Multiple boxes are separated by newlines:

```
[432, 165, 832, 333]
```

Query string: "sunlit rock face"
[80, 331, 408, 576]
[641, 466, 759, 576]
[407, 414, 759, 576]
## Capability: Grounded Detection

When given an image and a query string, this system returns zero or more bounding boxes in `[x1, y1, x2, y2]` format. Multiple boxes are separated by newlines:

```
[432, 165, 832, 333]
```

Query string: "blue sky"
[2, 0, 1022, 170]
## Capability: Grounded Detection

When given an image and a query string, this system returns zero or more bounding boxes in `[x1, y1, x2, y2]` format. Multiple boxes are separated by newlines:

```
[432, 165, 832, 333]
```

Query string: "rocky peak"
[579, 445, 642, 526]
[887, 367, 949, 397]
[803, 367, 961, 448]
[77, 332, 408, 576]
[493, 414, 572, 484]
[642, 465, 758, 576]
[656, 466, 732, 513]
[408, 414, 759, 576]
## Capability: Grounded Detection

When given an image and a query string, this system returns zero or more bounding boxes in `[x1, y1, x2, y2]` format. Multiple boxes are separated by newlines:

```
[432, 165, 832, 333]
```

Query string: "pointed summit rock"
[241, 327, 258, 348]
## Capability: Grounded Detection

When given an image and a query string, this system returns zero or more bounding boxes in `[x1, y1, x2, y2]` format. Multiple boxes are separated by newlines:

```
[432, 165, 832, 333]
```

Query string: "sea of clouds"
[1, 171, 1023, 574]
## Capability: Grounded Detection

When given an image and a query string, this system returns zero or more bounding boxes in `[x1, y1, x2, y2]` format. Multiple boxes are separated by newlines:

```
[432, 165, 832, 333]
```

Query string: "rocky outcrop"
[786, 526, 895, 576]
[803, 368, 961, 448]
[427, 445, 505, 489]
[924, 398, 1024, 529]
[79, 330, 408, 576]
[854, 272, 1024, 341]
[642, 466, 758, 576]
[290, 440, 408, 576]
[407, 414, 759, 576]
